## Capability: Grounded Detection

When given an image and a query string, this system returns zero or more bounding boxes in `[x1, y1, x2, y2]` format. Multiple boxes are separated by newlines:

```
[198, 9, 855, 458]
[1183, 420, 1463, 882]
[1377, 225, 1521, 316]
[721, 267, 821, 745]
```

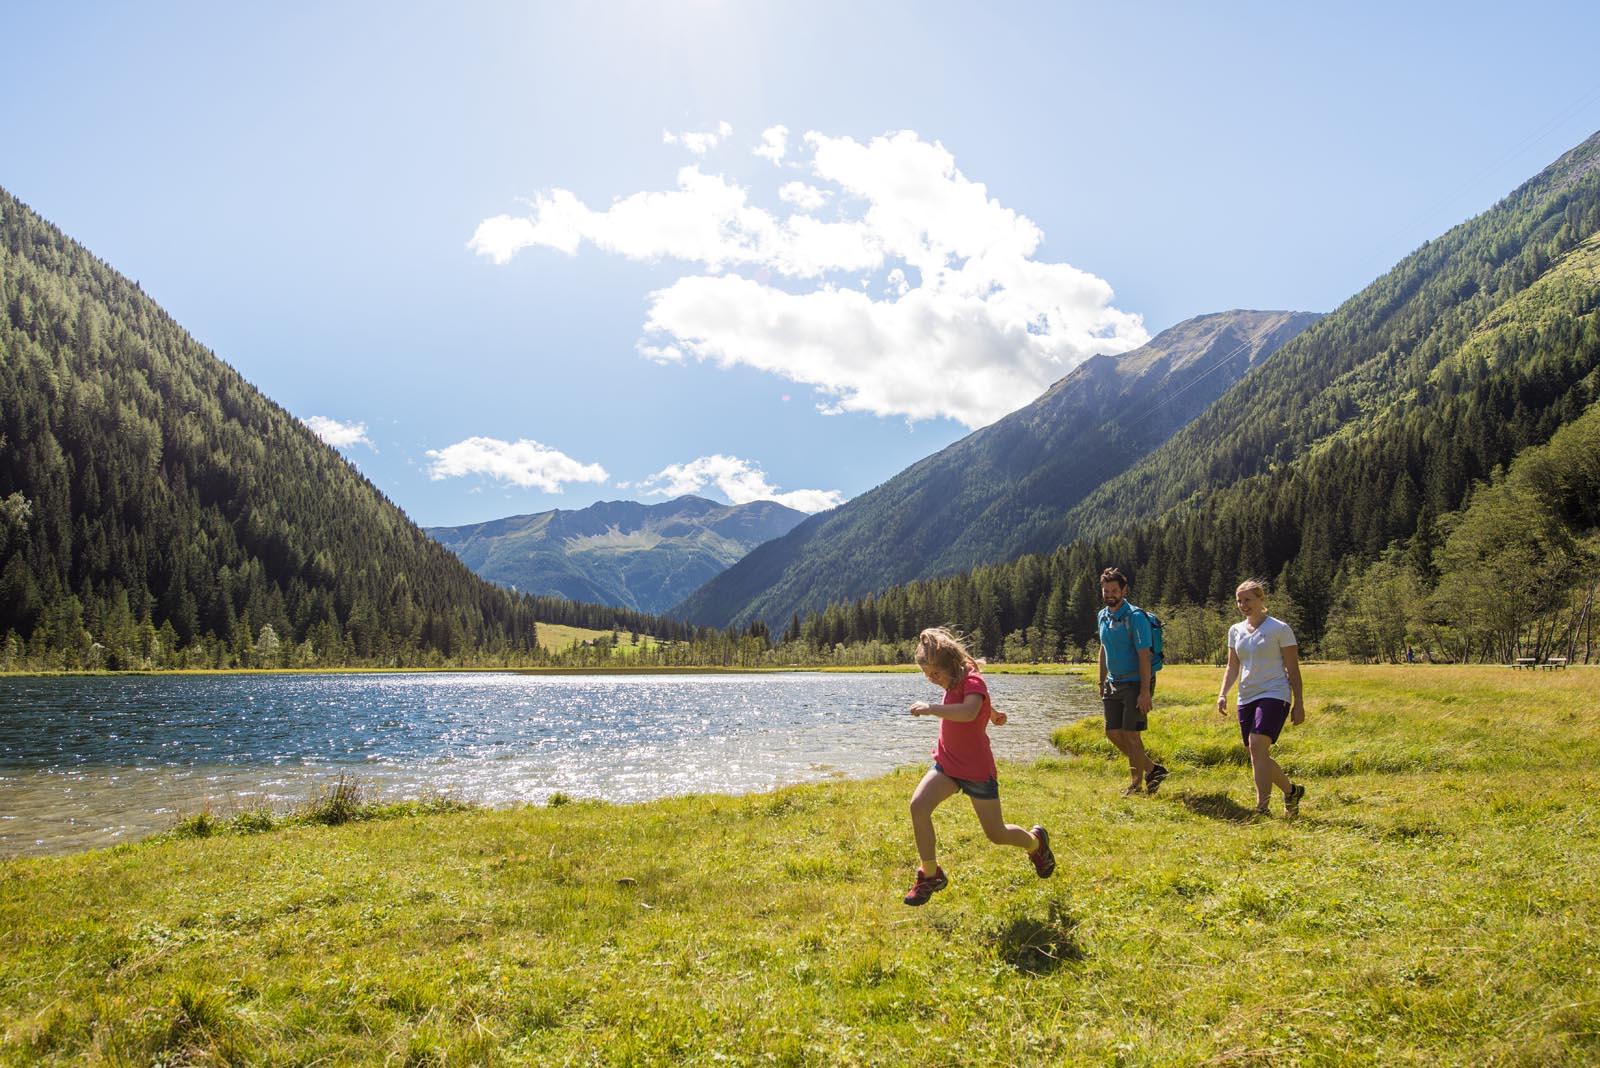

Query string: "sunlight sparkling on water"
[0, 672, 1099, 856]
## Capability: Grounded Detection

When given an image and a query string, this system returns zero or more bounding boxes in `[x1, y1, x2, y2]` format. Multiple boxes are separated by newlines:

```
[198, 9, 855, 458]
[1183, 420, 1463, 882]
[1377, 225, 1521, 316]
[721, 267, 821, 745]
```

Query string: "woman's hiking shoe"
[1120, 780, 1144, 797]
[903, 867, 948, 906]
[1285, 783, 1305, 816]
[1029, 826, 1056, 878]
[1145, 763, 1170, 793]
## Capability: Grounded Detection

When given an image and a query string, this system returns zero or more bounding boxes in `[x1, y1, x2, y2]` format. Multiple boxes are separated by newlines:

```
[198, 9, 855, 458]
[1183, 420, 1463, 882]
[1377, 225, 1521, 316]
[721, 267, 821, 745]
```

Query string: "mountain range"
[426, 496, 805, 614]
[5, 127, 1598, 668]
[776, 129, 1600, 659]
[673, 309, 1319, 629]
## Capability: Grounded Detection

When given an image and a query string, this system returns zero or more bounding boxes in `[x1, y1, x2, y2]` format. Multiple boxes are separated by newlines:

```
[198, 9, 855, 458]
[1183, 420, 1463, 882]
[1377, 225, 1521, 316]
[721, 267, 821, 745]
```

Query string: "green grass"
[535, 623, 658, 657]
[2, 665, 1597, 1066]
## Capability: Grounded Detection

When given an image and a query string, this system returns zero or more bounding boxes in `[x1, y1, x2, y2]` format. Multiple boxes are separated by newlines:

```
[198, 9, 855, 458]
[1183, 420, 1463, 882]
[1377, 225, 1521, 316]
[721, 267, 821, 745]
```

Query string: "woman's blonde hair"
[914, 627, 977, 681]
[1236, 578, 1269, 598]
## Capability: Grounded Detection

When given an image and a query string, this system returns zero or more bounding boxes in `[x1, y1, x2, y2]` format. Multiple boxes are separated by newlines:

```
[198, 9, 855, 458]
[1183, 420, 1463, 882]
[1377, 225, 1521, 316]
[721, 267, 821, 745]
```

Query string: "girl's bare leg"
[969, 796, 1039, 851]
[909, 769, 961, 871]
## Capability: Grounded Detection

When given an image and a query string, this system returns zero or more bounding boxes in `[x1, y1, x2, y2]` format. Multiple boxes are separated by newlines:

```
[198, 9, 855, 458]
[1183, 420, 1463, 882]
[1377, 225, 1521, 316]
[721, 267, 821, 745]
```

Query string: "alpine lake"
[0, 670, 1099, 857]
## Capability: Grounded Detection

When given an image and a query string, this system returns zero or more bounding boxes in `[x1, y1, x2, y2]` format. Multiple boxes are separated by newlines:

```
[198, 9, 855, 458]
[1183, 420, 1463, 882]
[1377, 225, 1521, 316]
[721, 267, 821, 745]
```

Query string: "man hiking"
[1096, 567, 1167, 796]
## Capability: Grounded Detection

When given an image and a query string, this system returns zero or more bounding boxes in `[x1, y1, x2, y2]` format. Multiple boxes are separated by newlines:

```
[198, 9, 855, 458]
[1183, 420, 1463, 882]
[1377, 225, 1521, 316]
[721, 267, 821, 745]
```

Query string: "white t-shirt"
[1229, 616, 1297, 704]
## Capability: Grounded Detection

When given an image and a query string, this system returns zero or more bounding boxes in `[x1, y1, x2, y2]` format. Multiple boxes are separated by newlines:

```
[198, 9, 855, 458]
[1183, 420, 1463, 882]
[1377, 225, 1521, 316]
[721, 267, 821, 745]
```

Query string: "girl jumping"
[903, 627, 1055, 905]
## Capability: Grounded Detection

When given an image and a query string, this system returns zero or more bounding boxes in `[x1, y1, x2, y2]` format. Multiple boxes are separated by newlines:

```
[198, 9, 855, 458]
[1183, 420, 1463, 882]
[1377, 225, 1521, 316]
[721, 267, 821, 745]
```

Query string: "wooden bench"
[1513, 657, 1537, 669]
[1544, 657, 1568, 669]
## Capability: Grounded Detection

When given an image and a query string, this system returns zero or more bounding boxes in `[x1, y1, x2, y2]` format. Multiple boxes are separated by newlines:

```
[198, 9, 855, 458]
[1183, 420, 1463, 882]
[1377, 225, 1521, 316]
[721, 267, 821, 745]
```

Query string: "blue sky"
[5, 2, 1599, 527]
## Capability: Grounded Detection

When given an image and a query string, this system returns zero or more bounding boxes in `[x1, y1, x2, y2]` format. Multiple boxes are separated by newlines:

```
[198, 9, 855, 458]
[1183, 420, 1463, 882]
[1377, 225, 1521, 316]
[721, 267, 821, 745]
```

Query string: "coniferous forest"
[0, 188, 709, 670]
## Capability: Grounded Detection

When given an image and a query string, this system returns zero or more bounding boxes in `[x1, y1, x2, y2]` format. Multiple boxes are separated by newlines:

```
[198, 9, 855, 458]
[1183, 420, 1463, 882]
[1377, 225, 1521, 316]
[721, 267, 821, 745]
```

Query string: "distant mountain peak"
[427, 496, 807, 614]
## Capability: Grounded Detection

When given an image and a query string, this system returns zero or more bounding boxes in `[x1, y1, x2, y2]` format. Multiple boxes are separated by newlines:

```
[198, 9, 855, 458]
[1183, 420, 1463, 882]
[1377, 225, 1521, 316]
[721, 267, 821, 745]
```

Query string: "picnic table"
[1544, 657, 1568, 669]
[1513, 657, 1537, 669]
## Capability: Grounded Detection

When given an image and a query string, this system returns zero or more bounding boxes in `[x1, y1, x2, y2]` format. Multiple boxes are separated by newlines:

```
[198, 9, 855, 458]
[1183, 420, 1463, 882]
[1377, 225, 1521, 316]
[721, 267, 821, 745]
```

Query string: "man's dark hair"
[1099, 566, 1129, 588]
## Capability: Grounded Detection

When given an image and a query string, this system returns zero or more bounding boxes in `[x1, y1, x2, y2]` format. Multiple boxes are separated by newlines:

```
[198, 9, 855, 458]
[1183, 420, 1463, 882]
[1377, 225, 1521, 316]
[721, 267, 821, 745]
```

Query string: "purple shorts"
[1238, 698, 1290, 746]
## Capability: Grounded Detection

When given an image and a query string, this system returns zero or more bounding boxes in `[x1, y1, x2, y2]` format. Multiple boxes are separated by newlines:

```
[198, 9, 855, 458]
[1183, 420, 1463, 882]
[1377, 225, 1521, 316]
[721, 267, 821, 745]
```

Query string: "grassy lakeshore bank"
[2, 665, 1596, 1066]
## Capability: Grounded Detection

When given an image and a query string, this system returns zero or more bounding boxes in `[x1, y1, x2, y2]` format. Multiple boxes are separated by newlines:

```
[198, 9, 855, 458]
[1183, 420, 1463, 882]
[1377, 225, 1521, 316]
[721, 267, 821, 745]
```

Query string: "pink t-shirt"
[932, 669, 997, 782]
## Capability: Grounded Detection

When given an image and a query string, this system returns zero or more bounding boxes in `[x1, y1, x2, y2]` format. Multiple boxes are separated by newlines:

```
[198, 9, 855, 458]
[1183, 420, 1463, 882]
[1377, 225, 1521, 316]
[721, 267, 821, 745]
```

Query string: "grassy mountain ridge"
[675, 310, 1318, 629]
[0, 186, 545, 666]
[426, 496, 806, 614]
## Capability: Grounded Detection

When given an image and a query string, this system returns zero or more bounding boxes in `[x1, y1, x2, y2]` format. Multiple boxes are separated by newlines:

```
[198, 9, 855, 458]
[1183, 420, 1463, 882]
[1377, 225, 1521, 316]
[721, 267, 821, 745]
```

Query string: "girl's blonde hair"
[1236, 578, 1269, 598]
[915, 627, 977, 681]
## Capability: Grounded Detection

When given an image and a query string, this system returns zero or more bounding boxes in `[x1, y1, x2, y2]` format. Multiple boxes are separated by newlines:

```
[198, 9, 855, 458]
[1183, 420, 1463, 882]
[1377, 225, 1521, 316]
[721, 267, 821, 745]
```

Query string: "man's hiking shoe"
[1029, 826, 1056, 878]
[1145, 763, 1169, 794]
[1285, 783, 1305, 816]
[903, 867, 948, 906]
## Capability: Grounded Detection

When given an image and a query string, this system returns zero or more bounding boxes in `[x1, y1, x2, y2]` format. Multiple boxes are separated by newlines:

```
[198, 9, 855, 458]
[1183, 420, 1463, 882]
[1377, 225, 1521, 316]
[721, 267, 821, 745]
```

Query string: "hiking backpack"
[1126, 605, 1165, 672]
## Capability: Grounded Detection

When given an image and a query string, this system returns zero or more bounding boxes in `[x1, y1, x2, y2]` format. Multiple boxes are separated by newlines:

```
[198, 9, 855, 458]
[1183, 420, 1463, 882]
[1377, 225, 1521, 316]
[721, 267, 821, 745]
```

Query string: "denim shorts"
[934, 762, 1000, 800]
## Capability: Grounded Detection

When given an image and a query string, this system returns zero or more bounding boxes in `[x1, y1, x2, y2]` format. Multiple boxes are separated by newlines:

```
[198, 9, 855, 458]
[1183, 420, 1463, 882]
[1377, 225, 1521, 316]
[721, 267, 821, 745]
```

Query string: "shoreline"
[0, 662, 1091, 679]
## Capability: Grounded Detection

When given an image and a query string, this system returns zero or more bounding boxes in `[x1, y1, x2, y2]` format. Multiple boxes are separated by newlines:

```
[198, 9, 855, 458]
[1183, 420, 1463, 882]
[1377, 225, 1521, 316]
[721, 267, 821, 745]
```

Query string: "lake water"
[0, 671, 1099, 858]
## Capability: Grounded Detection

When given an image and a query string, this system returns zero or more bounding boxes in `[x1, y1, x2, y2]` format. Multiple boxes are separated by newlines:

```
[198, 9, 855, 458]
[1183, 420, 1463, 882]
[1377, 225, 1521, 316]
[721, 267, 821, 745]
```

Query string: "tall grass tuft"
[305, 774, 367, 825]
[168, 808, 221, 839]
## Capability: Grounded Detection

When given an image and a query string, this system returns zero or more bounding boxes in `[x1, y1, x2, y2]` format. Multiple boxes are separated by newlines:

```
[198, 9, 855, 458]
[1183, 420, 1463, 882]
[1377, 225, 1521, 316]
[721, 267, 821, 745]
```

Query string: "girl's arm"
[1283, 644, 1305, 723]
[1216, 647, 1241, 714]
[909, 693, 986, 722]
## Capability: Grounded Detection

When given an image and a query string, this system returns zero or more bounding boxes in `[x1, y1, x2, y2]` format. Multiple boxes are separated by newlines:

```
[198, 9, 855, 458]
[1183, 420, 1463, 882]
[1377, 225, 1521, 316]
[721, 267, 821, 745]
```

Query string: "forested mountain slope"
[786, 130, 1600, 660]
[1057, 130, 1600, 632]
[0, 187, 543, 667]
[675, 310, 1317, 629]
[427, 496, 805, 614]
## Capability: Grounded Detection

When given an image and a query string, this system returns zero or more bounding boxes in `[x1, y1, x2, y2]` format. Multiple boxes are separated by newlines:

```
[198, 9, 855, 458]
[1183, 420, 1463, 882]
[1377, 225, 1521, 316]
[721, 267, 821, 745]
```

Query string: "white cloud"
[778, 181, 828, 211]
[754, 125, 789, 164]
[636, 454, 844, 514]
[425, 437, 608, 492]
[305, 416, 373, 450]
[471, 164, 880, 278]
[474, 127, 1148, 427]
[663, 120, 733, 155]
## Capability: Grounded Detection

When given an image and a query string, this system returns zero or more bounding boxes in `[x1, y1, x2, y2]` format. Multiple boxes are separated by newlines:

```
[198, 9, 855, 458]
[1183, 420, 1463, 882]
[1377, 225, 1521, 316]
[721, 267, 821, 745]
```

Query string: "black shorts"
[1102, 677, 1154, 732]
[933, 762, 1000, 800]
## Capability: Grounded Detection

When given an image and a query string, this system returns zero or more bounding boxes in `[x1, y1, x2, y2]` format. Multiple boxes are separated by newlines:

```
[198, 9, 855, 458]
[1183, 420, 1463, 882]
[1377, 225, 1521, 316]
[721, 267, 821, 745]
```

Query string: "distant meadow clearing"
[1, 664, 1596, 1066]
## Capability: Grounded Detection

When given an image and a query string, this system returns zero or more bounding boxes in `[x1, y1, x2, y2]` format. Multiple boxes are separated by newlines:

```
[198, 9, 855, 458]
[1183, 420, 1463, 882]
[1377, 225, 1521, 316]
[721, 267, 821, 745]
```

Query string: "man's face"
[1100, 580, 1125, 608]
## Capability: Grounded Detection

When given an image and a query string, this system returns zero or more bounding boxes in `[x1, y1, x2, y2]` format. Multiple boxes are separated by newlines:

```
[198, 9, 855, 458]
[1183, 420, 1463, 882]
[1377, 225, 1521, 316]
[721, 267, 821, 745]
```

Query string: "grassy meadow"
[1, 664, 1596, 1066]
[534, 624, 658, 657]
